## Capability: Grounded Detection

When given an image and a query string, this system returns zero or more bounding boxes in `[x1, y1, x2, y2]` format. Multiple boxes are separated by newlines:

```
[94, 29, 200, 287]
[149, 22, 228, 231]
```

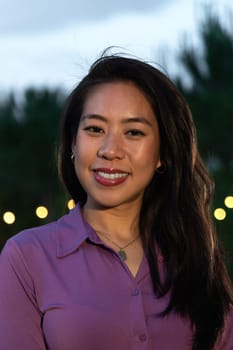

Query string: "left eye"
[127, 129, 145, 136]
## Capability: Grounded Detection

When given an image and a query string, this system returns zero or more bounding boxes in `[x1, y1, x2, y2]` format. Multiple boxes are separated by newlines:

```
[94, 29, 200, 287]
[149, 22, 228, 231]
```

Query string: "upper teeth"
[97, 171, 128, 179]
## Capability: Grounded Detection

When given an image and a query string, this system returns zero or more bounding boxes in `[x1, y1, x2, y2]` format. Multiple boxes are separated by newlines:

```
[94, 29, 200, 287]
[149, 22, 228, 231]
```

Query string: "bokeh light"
[3, 211, 16, 224]
[36, 206, 48, 219]
[67, 199, 75, 210]
[214, 208, 226, 221]
[224, 196, 233, 209]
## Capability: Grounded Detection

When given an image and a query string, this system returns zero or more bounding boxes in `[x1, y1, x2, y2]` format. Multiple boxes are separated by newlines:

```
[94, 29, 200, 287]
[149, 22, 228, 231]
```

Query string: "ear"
[156, 160, 166, 174]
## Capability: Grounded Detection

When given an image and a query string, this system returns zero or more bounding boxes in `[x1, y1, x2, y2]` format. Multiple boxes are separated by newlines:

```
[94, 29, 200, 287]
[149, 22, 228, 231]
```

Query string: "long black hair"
[58, 53, 233, 349]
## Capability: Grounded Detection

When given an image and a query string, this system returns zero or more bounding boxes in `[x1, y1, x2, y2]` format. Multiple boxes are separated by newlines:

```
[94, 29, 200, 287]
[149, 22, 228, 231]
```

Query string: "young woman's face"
[72, 81, 161, 210]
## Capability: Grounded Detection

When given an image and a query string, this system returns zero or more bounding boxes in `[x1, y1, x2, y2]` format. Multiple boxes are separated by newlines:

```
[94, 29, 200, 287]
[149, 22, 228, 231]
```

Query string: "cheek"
[74, 133, 87, 160]
[73, 133, 97, 180]
[133, 140, 160, 168]
[73, 135, 86, 176]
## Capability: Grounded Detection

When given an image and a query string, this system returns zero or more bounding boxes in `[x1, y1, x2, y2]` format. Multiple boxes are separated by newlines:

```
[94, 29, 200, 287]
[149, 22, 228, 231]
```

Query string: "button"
[138, 334, 147, 342]
[132, 288, 140, 296]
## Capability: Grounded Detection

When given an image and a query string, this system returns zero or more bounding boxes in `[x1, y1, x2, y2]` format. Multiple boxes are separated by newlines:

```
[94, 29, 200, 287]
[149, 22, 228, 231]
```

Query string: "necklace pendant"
[118, 249, 127, 261]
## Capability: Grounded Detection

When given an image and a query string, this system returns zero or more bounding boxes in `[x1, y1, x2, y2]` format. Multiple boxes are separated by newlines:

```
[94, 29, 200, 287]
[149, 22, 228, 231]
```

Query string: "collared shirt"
[0, 204, 232, 350]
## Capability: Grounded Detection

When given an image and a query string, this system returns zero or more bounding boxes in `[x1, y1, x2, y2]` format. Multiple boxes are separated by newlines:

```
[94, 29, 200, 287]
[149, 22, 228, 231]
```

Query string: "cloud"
[0, 0, 197, 92]
[2, 0, 233, 92]
[0, 0, 175, 35]
[0, 0, 198, 91]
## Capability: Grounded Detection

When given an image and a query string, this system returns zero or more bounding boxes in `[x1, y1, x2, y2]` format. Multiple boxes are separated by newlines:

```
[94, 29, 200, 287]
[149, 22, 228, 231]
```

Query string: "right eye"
[84, 126, 104, 133]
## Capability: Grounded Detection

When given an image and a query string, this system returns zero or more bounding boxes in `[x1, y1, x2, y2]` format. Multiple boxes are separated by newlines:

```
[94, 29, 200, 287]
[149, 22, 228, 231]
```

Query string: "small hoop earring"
[156, 163, 166, 174]
[71, 153, 75, 162]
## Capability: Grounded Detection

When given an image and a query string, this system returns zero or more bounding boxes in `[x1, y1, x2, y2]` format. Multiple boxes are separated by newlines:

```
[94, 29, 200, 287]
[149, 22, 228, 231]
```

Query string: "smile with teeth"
[93, 169, 129, 186]
[96, 171, 128, 179]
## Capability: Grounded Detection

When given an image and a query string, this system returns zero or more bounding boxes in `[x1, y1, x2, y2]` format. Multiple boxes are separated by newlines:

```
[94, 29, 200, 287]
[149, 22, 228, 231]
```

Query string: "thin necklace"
[96, 230, 140, 261]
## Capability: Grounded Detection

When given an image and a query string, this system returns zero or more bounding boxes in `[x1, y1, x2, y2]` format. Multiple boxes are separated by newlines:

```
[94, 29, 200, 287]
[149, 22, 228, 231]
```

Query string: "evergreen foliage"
[176, 10, 233, 277]
[0, 88, 66, 248]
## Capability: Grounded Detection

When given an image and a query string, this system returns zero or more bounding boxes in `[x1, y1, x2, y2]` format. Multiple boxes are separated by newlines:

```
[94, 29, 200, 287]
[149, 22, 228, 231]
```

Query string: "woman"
[0, 54, 232, 350]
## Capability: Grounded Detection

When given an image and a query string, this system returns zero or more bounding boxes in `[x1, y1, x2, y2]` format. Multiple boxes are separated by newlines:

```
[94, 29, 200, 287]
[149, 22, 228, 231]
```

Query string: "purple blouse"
[0, 204, 232, 350]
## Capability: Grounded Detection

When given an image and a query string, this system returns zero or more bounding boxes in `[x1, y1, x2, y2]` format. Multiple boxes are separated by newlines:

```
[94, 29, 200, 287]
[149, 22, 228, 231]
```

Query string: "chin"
[86, 194, 142, 211]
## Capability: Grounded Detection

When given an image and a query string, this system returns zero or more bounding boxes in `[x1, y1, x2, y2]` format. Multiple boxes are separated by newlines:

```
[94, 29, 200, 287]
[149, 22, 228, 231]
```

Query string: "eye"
[126, 129, 145, 136]
[84, 126, 104, 133]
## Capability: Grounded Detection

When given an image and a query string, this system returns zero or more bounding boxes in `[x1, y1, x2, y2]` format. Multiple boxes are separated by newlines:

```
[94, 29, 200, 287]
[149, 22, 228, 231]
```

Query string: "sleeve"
[0, 239, 47, 350]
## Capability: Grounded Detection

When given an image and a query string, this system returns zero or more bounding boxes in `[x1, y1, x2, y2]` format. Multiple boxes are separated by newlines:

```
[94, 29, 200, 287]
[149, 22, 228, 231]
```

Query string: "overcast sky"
[1, 0, 233, 94]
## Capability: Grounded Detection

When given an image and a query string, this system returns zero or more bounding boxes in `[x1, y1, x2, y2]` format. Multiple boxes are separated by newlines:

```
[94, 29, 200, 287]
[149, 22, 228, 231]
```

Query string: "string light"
[36, 206, 48, 219]
[3, 211, 16, 224]
[2, 193, 231, 225]
[67, 199, 75, 210]
[214, 208, 226, 221]
[224, 196, 233, 209]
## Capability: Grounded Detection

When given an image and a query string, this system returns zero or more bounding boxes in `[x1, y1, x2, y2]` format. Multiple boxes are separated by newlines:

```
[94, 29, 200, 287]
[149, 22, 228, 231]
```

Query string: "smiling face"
[72, 81, 161, 211]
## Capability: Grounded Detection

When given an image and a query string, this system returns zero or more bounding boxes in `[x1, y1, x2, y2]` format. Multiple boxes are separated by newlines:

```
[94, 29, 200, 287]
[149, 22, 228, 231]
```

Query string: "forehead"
[82, 81, 155, 118]
[85, 80, 148, 100]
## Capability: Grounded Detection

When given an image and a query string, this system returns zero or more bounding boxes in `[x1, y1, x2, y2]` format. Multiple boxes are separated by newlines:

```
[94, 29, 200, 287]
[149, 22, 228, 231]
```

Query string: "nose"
[97, 133, 125, 160]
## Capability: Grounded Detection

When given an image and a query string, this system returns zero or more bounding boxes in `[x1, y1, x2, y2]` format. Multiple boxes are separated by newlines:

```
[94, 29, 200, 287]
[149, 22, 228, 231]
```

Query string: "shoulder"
[1, 217, 60, 269]
[1, 204, 86, 262]
[5, 215, 62, 256]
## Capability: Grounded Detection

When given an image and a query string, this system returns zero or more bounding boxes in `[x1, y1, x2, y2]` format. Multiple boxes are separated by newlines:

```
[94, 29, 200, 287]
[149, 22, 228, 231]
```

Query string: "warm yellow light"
[36, 206, 48, 219]
[3, 211, 16, 224]
[224, 196, 233, 209]
[67, 199, 75, 210]
[214, 208, 226, 221]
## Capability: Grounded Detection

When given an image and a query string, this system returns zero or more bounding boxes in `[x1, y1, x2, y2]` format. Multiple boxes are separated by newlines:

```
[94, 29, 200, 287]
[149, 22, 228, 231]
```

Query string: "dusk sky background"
[1, 0, 233, 95]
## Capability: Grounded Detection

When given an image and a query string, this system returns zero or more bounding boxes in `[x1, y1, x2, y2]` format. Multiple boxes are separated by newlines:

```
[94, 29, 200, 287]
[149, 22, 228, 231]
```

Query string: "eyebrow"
[81, 114, 153, 127]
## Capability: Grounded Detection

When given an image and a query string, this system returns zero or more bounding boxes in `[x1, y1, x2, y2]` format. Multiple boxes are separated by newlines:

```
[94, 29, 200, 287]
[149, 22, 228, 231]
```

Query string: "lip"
[93, 168, 129, 187]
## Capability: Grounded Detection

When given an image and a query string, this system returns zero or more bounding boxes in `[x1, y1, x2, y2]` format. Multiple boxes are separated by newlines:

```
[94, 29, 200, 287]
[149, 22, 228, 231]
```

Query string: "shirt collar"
[55, 203, 98, 258]
[55, 203, 164, 263]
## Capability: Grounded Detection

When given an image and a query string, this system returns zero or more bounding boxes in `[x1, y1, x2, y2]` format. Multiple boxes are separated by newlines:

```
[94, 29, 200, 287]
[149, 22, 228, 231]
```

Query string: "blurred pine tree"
[0, 88, 67, 249]
[176, 9, 233, 277]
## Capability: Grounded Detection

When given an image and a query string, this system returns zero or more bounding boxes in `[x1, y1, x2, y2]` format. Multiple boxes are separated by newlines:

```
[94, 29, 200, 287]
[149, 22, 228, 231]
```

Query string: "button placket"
[129, 283, 149, 346]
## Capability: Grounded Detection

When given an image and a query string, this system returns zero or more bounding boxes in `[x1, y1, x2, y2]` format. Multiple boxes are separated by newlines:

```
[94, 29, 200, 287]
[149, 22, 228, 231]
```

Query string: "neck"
[82, 203, 140, 241]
